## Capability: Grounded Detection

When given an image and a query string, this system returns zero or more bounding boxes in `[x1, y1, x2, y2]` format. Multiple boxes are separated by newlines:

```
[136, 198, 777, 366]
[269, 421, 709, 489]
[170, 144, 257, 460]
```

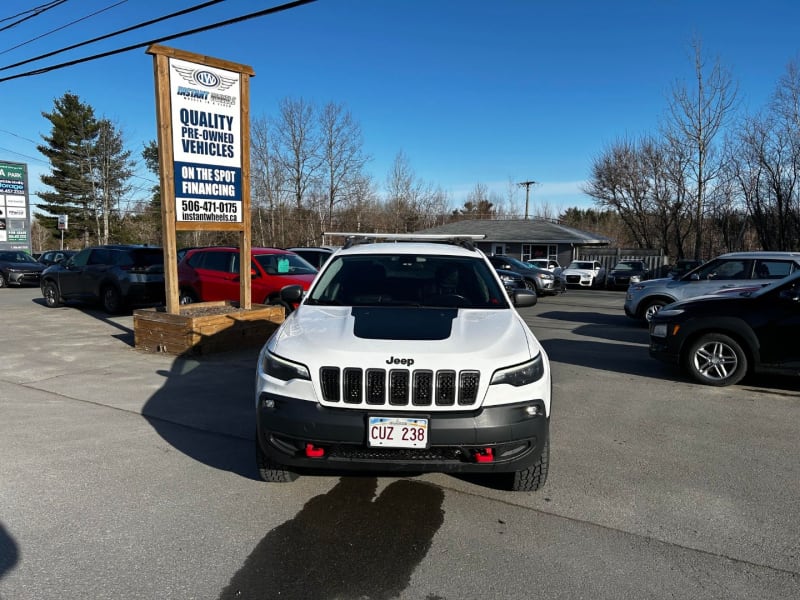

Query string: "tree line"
[33, 43, 800, 258]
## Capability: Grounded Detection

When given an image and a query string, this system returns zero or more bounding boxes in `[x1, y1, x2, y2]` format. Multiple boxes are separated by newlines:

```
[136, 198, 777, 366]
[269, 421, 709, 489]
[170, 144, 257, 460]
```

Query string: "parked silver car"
[624, 251, 800, 322]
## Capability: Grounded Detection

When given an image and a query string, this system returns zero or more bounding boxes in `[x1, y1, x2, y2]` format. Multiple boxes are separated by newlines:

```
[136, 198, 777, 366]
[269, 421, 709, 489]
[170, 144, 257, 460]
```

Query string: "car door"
[753, 279, 800, 368]
[196, 250, 238, 301]
[57, 248, 98, 299]
[673, 257, 754, 300]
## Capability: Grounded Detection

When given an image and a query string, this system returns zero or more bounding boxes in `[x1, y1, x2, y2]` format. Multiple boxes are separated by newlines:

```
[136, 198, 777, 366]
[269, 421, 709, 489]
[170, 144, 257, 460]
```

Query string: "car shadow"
[30, 297, 140, 347]
[0, 522, 19, 584]
[217, 477, 445, 600]
[142, 347, 263, 480]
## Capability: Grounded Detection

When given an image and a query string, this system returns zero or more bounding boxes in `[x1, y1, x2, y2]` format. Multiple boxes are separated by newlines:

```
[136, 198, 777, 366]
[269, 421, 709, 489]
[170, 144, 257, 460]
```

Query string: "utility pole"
[518, 180, 537, 219]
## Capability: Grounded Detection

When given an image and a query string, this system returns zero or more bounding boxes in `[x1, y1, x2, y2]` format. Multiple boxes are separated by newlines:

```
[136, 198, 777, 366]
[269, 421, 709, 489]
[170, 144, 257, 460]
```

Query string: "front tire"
[510, 438, 549, 491]
[101, 285, 123, 314]
[642, 299, 667, 323]
[684, 333, 748, 386]
[42, 281, 62, 307]
[179, 288, 197, 305]
[256, 437, 298, 482]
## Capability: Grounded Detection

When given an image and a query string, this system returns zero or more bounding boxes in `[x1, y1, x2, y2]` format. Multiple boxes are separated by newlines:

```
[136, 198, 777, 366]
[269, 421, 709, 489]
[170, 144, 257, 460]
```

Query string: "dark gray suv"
[40, 245, 165, 314]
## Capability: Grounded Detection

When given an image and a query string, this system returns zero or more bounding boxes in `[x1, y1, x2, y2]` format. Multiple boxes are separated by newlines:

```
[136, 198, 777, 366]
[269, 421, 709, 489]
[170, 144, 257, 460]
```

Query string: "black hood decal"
[352, 307, 457, 340]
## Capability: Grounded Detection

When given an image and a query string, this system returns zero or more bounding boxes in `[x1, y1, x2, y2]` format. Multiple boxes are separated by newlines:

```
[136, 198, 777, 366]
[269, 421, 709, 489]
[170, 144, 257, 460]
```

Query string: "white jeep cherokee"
[255, 234, 552, 491]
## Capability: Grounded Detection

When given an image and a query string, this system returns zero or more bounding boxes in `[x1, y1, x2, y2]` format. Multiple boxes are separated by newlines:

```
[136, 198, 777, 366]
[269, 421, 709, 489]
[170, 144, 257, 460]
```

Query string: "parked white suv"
[255, 233, 552, 491]
[624, 251, 800, 322]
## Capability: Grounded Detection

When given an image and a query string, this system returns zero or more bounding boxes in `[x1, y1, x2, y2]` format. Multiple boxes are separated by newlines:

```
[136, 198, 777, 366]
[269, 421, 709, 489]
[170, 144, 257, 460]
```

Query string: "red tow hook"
[305, 443, 325, 458]
[474, 448, 494, 463]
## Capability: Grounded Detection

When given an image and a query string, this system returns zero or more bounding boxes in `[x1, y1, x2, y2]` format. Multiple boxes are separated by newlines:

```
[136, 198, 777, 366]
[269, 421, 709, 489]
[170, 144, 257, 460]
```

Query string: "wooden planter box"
[133, 301, 284, 356]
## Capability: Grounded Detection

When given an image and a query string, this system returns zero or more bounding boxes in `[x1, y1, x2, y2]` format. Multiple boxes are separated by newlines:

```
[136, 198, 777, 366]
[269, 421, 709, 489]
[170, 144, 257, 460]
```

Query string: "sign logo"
[172, 65, 237, 91]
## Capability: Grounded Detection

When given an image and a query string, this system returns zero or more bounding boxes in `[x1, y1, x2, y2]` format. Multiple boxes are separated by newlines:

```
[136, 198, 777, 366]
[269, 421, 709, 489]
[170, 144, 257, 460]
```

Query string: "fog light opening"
[524, 405, 542, 416]
[474, 448, 494, 463]
[305, 443, 325, 458]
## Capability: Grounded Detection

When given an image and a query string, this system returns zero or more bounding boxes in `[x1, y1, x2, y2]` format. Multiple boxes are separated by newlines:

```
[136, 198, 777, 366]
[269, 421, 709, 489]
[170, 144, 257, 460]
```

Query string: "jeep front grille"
[319, 367, 480, 407]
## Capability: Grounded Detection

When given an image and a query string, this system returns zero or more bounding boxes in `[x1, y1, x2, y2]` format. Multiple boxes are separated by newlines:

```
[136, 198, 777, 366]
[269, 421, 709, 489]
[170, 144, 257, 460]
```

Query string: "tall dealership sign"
[0, 161, 31, 252]
[147, 45, 254, 313]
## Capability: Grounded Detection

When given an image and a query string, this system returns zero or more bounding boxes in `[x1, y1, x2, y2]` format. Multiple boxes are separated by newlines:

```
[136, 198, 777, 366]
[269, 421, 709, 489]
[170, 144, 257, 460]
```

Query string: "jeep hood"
[268, 305, 539, 369]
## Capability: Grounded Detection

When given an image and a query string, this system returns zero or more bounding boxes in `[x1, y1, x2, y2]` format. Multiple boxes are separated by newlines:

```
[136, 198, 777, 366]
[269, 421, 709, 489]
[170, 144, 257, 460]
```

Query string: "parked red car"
[178, 247, 317, 311]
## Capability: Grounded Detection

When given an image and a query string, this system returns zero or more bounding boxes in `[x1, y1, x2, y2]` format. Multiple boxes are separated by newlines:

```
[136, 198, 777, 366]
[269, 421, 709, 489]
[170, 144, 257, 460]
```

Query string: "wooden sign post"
[147, 44, 255, 313]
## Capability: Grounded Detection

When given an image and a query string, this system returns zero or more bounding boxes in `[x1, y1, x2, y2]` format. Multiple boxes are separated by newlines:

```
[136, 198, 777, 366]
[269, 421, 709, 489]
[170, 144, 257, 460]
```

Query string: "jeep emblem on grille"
[386, 356, 415, 367]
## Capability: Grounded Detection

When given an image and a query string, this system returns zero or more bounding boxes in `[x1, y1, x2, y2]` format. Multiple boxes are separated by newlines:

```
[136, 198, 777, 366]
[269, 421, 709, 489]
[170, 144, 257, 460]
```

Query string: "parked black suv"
[40, 245, 165, 314]
[649, 271, 800, 386]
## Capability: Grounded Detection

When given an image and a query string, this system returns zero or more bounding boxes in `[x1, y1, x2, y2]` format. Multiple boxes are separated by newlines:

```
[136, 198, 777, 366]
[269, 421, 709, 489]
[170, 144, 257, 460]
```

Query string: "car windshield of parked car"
[568, 261, 594, 270]
[306, 254, 508, 309]
[0, 251, 35, 263]
[499, 256, 536, 271]
[253, 253, 317, 276]
[612, 261, 643, 271]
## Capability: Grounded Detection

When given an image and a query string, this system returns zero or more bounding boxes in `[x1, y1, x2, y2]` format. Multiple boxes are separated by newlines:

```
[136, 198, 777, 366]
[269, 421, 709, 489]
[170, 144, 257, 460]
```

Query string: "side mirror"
[280, 284, 304, 304]
[251, 267, 258, 278]
[512, 289, 538, 308]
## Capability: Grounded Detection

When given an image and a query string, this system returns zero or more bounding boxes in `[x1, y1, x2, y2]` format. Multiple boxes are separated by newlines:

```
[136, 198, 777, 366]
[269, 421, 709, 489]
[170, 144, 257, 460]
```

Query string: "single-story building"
[415, 218, 612, 266]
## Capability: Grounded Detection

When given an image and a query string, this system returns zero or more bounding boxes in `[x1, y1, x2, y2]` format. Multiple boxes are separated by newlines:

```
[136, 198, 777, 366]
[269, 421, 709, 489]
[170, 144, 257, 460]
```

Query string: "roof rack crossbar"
[323, 232, 486, 251]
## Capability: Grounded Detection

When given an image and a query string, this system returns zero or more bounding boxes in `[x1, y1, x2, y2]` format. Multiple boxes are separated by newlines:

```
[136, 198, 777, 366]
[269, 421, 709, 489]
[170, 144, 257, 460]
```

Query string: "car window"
[695, 259, 750, 280]
[71, 248, 91, 267]
[199, 251, 232, 273]
[88, 249, 112, 265]
[754, 259, 794, 279]
[130, 249, 164, 267]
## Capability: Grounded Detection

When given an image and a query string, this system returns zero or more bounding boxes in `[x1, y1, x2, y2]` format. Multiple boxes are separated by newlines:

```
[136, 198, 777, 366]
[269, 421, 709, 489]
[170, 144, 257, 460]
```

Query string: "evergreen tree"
[37, 93, 100, 246]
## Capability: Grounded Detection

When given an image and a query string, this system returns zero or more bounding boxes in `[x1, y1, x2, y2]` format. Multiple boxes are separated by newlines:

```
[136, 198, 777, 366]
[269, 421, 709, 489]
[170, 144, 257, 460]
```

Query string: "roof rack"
[323, 232, 486, 251]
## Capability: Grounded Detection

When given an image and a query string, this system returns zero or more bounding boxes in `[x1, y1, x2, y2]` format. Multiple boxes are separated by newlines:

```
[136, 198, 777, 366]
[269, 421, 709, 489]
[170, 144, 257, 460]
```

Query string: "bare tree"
[663, 39, 737, 258]
[273, 97, 322, 210]
[319, 102, 370, 229]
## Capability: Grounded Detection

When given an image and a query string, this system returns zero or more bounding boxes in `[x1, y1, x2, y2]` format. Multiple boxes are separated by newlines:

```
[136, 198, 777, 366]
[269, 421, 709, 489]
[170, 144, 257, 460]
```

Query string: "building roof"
[415, 219, 612, 245]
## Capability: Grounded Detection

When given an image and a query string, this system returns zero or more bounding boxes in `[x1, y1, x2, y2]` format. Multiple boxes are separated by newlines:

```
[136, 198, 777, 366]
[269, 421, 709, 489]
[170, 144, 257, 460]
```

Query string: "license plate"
[368, 416, 429, 449]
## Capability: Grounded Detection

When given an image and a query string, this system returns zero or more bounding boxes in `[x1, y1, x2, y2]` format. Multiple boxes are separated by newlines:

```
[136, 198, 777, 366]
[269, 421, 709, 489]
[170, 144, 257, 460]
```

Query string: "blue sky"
[2, 0, 799, 216]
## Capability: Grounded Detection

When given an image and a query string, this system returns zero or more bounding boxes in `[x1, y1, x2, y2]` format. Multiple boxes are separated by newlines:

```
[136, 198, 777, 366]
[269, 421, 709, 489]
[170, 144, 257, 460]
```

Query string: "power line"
[0, 0, 225, 71]
[0, 0, 129, 57]
[0, 0, 318, 83]
[0, 0, 68, 33]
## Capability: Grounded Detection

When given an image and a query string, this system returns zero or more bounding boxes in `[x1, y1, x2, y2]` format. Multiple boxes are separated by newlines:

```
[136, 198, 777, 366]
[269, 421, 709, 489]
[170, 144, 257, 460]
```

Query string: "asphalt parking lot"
[1, 287, 798, 599]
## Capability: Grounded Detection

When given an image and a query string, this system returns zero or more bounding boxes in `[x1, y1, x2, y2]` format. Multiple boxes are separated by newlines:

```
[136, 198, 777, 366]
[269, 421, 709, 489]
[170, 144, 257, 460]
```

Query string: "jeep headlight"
[538, 273, 554, 281]
[630, 275, 641, 283]
[263, 351, 310, 381]
[490, 355, 545, 387]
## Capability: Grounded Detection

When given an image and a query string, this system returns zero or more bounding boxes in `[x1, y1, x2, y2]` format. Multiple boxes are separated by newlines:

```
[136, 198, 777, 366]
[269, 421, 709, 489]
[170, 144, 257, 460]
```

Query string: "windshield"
[0, 251, 36, 263]
[502, 256, 535, 270]
[568, 261, 594, 270]
[307, 254, 509, 308]
[612, 261, 643, 271]
[254, 253, 317, 275]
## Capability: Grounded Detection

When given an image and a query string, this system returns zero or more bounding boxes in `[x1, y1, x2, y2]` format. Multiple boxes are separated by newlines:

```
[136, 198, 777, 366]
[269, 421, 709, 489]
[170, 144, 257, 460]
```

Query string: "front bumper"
[257, 393, 549, 474]
[7, 271, 42, 286]
[564, 275, 593, 286]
